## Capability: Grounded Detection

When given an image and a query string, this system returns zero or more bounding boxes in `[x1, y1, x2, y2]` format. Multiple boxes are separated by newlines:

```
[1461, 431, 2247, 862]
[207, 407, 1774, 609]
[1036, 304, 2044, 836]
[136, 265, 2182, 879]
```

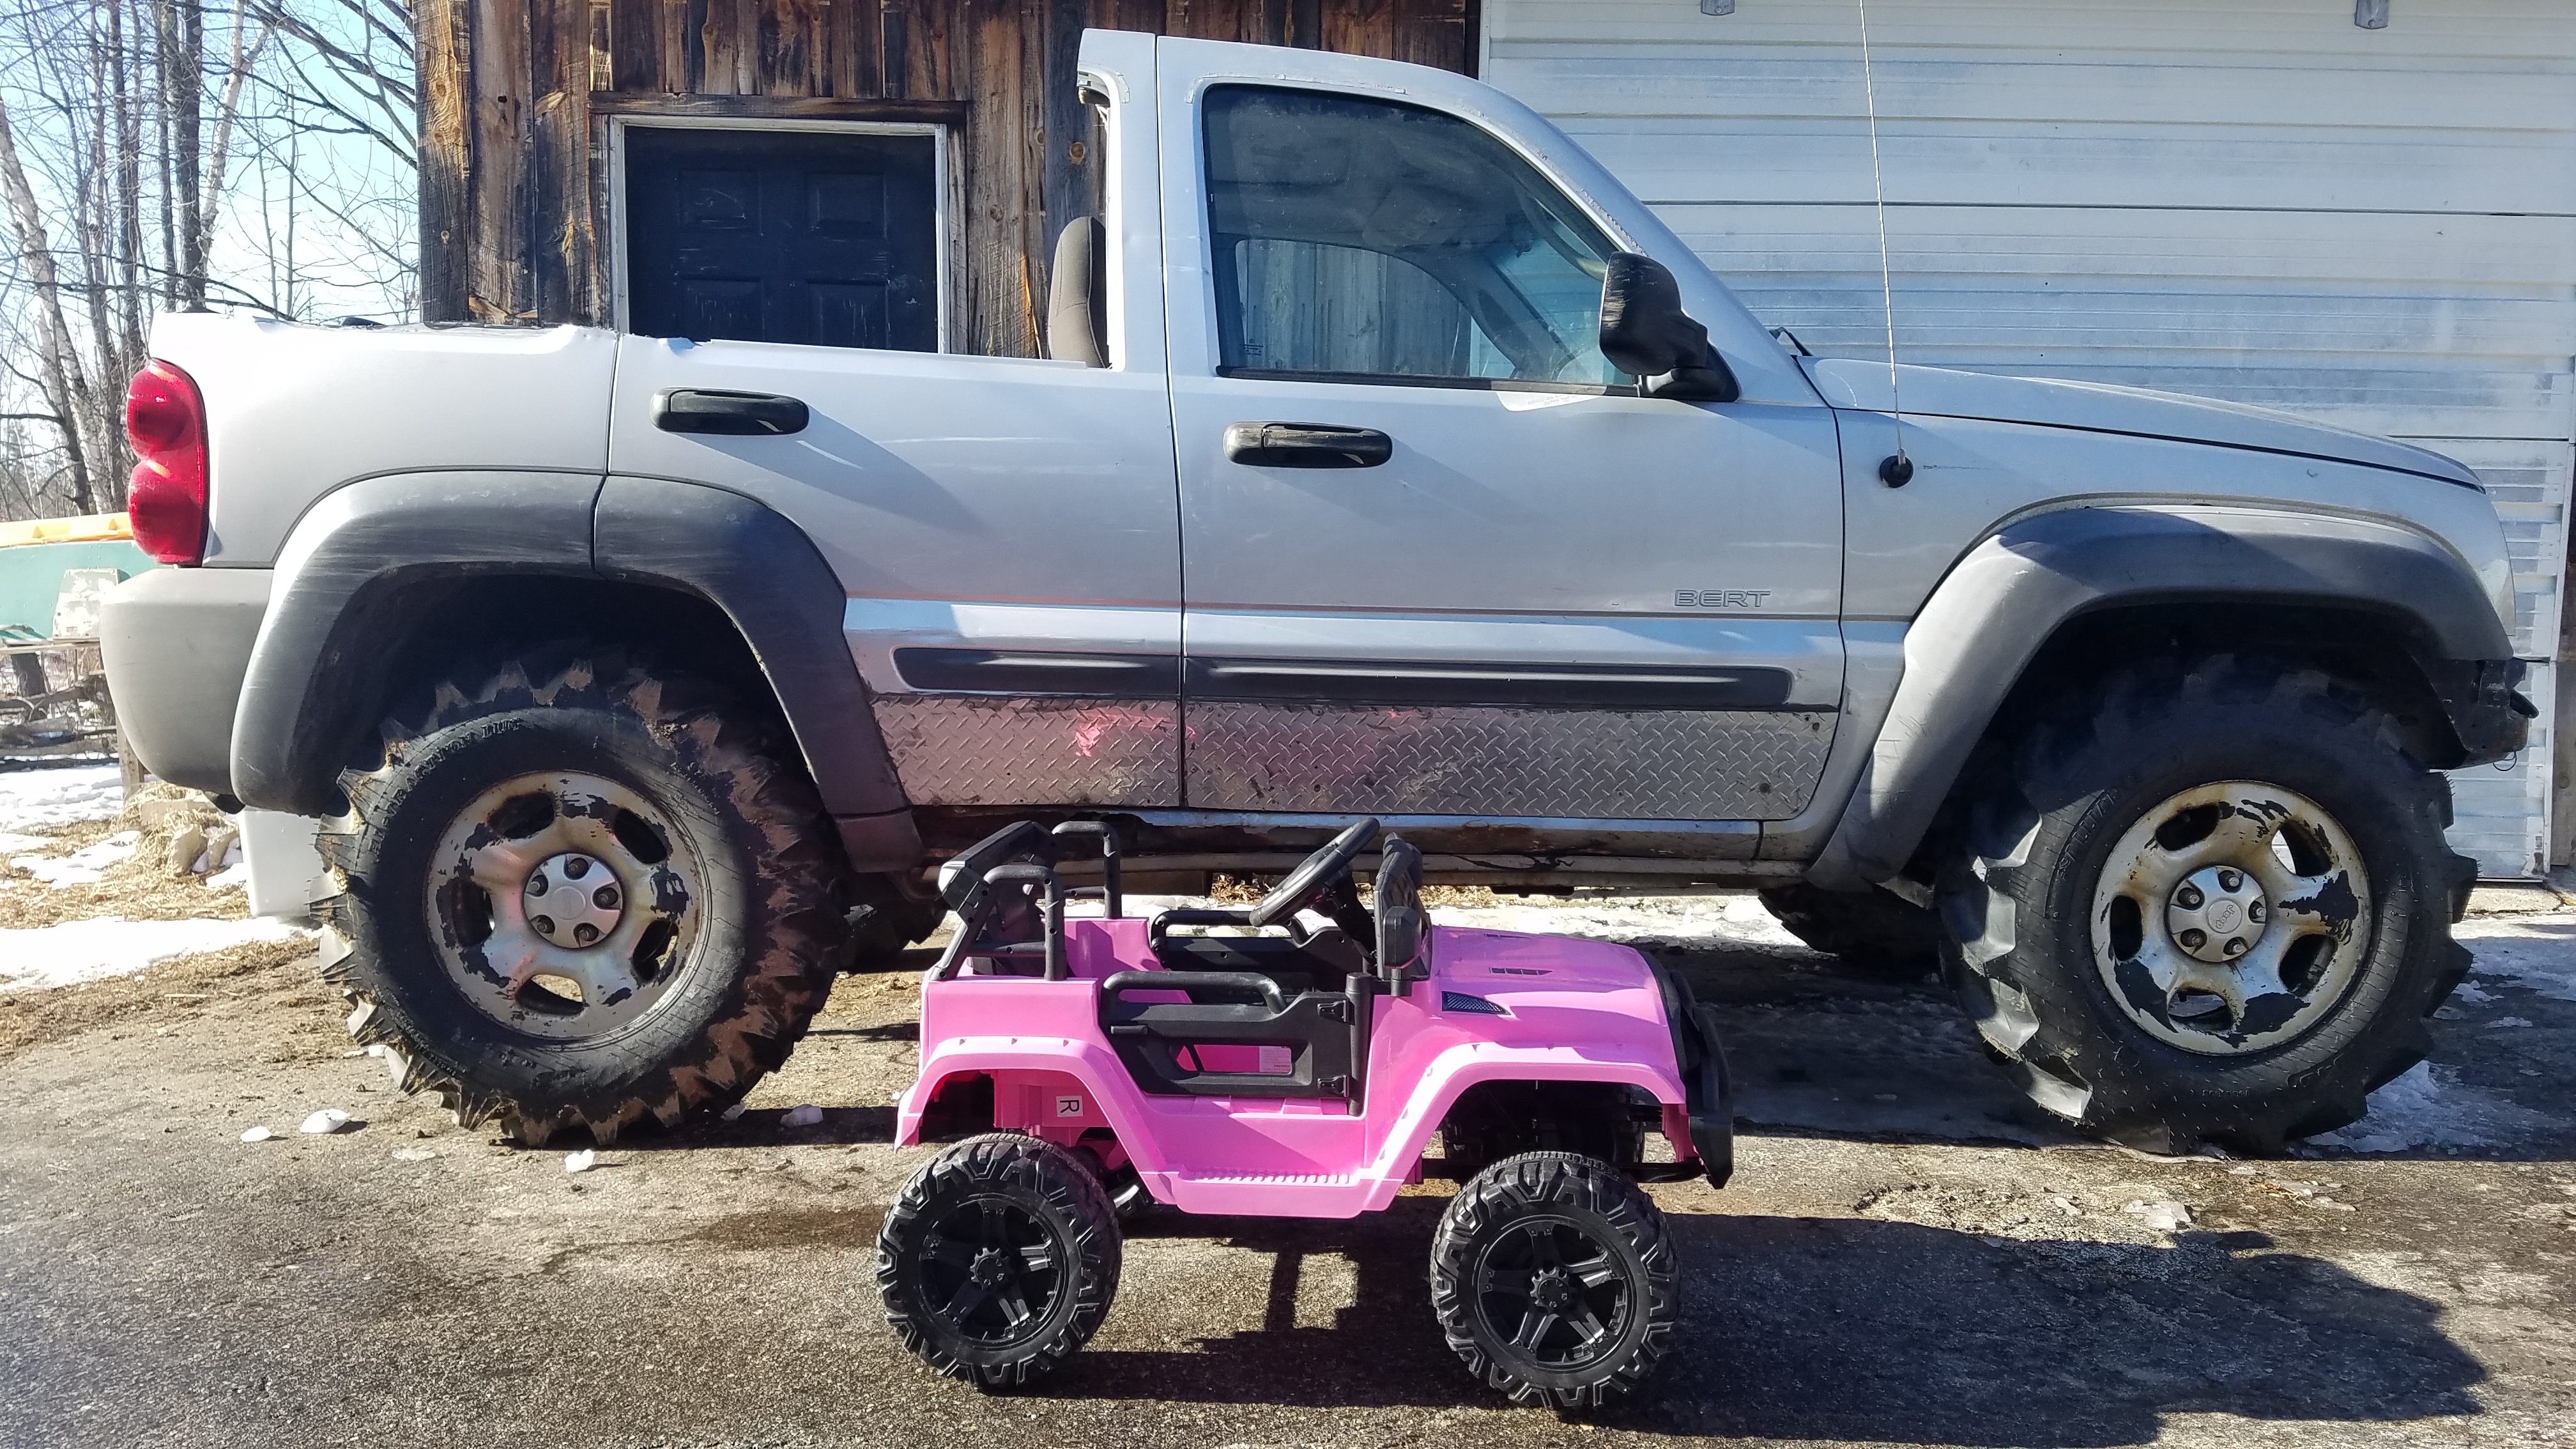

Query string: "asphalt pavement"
[2, 901, 2570, 1448]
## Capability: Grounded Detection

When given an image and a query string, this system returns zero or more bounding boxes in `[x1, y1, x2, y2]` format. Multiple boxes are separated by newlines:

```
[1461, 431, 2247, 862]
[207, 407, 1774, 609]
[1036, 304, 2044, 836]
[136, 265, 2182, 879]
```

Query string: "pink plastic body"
[897, 918, 1695, 1219]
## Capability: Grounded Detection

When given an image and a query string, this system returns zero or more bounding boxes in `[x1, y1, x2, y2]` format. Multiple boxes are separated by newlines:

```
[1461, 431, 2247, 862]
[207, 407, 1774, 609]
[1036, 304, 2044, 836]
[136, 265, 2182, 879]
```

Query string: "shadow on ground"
[1060, 1200, 2483, 1445]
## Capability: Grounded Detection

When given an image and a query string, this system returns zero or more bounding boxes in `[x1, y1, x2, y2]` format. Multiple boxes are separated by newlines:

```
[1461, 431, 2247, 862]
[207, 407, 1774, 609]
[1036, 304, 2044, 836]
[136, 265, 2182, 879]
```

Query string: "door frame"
[604, 114, 958, 353]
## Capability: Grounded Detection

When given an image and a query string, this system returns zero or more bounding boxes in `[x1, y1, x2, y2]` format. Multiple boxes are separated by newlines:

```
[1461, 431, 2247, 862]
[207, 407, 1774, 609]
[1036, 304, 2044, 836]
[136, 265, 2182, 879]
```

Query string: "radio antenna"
[1855, 0, 1912, 486]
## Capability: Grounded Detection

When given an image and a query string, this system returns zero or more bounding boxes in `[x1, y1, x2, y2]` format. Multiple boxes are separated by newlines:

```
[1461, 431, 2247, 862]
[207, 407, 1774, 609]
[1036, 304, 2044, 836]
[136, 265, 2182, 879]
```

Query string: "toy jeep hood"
[1801, 356, 2481, 489]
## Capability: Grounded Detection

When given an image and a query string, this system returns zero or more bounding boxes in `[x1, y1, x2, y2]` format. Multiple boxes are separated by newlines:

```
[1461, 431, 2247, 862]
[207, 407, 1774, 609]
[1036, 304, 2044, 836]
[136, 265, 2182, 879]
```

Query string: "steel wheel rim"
[916, 1195, 1066, 1347]
[2090, 779, 2372, 1056]
[425, 771, 700, 1040]
[1472, 1215, 1631, 1371]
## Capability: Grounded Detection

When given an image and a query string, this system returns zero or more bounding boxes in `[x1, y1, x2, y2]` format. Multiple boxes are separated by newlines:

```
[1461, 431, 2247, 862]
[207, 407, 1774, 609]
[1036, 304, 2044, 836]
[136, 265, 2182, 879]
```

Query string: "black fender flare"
[231, 470, 920, 870]
[1808, 505, 2522, 891]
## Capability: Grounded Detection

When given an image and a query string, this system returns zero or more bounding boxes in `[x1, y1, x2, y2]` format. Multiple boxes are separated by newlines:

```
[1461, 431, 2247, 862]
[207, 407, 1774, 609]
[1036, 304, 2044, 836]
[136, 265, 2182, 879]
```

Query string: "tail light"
[126, 360, 208, 564]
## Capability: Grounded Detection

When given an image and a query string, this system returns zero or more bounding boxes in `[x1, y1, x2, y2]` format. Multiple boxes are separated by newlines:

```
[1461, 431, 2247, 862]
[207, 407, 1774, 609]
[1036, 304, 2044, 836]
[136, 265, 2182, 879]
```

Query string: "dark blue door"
[624, 127, 939, 351]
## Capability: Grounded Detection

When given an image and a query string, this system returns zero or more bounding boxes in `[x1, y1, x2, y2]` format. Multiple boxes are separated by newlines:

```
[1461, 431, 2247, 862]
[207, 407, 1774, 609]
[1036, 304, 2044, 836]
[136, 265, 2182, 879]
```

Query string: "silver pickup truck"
[103, 30, 2530, 1157]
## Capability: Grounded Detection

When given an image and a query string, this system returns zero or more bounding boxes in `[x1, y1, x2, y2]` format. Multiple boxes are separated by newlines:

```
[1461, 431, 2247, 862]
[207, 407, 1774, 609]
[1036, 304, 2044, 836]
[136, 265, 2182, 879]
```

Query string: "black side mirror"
[1598, 252, 1739, 403]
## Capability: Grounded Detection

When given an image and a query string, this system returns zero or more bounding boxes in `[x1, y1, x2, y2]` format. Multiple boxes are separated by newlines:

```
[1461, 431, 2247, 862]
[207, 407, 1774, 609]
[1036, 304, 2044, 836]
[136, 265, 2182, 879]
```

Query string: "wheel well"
[314, 572, 786, 784]
[1905, 600, 2464, 882]
[1437, 1078, 1656, 1169]
[1999, 602, 2460, 767]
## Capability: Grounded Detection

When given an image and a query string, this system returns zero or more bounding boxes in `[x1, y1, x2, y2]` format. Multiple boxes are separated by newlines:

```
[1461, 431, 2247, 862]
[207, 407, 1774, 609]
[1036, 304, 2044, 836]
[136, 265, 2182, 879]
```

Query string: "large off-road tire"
[877, 1133, 1122, 1388]
[1431, 1152, 1676, 1409]
[314, 647, 849, 1146]
[1935, 656, 2476, 1154]
[1756, 881, 1943, 976]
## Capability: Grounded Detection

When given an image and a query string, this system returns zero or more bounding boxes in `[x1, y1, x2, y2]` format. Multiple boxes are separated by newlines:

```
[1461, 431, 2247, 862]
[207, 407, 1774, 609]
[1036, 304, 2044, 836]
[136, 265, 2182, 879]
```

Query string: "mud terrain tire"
[1757, 882, 1943, 976]
[1936, 656, 2476, 1154]
[315, 648, 848, 1146]
[878, 1133, 1122, 1388]
[1432, 1151, 1676, 1408]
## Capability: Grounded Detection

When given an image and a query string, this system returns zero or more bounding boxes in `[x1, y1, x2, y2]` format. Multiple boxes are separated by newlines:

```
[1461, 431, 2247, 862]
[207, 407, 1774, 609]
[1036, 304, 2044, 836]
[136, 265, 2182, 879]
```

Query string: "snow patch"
[2456, 917, 2576, 1002]
[2312, 1062, 2558, 1154]
[1430, 893, 1809, 950]
[0, 916, 316, 992]
[10, 830, 139, 887]
[0, 764, 126, 831]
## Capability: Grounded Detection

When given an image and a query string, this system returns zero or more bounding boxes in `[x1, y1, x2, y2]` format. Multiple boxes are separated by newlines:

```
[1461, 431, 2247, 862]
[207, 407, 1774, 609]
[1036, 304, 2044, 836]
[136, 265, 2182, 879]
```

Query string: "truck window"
[1201, 86, 1622, 389]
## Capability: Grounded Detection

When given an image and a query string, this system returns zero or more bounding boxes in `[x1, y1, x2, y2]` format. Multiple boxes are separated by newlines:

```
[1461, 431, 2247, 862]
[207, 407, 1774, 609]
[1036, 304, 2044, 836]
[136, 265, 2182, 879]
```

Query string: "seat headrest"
[1046, 215, 1107, 368]
[937, 820, 1048, 915]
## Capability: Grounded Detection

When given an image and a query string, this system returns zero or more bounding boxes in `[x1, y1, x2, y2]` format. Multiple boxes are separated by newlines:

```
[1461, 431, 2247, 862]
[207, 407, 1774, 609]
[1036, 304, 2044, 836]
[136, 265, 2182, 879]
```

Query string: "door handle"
[652, 388, 810, 436]
[1223, 422, 1392, 469]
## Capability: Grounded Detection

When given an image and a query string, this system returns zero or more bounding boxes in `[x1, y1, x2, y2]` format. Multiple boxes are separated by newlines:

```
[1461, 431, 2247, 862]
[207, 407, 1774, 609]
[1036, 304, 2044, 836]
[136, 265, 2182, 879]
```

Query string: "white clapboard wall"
[1482, 0, 2576, 877]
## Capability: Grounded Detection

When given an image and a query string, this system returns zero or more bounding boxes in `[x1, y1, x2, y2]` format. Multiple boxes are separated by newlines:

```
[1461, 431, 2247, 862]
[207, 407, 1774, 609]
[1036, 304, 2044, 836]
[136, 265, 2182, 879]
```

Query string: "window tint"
[1202, 86, 1621, 388]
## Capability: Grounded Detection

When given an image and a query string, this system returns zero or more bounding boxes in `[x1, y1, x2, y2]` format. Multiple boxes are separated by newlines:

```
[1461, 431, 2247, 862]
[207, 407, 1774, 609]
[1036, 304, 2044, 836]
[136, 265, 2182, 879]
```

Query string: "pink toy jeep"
[875, 818, 1731, 1407]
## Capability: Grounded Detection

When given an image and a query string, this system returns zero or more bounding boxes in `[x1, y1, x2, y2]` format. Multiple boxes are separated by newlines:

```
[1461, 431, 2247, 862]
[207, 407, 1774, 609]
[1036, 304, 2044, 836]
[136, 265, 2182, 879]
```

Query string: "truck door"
[606, 62, 1182, 813]
[1158, 45, 1846, 824]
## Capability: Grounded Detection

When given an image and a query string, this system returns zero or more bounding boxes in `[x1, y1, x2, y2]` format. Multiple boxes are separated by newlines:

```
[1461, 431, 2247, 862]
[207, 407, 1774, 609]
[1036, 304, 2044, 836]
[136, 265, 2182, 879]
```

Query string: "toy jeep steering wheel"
[1246, 818, 1379, 930]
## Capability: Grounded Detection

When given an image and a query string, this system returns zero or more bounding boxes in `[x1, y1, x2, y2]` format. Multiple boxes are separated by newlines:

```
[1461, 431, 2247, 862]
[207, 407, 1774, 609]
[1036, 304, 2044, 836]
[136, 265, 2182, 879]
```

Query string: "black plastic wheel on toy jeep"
[1936, 656, 2476, 1154]
[1756, 881, 1943, 976]
[878, 1133, 1123, 1388]
[1431, 1151, 1676, 1408]
[314, 647, 850, 1146]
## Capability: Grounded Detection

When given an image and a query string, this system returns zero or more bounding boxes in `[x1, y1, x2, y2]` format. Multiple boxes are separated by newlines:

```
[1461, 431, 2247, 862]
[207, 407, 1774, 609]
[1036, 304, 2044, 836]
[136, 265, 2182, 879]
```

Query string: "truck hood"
[1800, 357, 2481, 489]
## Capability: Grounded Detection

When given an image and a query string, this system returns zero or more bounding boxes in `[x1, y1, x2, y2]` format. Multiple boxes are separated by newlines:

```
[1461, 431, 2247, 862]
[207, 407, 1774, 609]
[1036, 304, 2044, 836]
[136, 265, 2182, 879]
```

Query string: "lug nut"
[528, 871, 549, 898]
[2249, 901, 2266, 922]
[2223, 937, 2246, 956]
[572, 923, 599, 946]
[565, 855, 592, 880]
[2218, 868, 2242, 892]
[593, 884, 620, 910]
[530, 914, 557, 938]
[2179, 928, 2207, 950]
[2177, 885, 2204, 909]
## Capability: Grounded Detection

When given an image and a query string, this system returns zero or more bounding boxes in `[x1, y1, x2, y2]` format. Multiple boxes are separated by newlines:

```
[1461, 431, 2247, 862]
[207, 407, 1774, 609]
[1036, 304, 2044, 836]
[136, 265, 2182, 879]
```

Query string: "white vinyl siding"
[1485, 0, 2576, 876]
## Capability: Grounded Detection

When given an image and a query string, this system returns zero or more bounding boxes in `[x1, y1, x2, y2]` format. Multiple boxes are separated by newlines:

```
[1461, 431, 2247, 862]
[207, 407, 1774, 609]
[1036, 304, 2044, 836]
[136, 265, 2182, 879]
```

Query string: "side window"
[1202, 86, 1622, 388]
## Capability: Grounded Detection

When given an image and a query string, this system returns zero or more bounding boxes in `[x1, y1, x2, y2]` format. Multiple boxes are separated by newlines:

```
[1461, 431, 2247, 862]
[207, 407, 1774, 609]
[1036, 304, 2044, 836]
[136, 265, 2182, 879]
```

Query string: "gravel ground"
[1, 899, 2572, 1449]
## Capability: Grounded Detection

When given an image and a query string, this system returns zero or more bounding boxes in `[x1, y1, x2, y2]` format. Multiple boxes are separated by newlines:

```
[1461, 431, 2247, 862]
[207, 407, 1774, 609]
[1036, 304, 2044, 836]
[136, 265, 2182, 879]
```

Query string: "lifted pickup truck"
[105, 30, 2529, 1156]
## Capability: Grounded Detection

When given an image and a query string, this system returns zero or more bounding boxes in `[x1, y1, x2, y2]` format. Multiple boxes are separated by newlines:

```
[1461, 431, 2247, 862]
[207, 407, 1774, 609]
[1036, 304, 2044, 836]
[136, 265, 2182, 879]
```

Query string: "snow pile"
[2457, 917, 2576, 1002]
[1429, 893, 1809, 951]
[10, 830, 139, 887]
[0, 764, 126, 831]
[2312, 1061, 2558, 1154]
[0, 916, 315, 993]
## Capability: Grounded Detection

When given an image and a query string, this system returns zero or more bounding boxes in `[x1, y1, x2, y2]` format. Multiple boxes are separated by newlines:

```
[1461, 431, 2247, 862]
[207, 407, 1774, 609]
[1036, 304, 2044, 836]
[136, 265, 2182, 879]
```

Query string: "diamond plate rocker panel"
[1186, 703, 1834, 820]
[872, 696, 1179, 806]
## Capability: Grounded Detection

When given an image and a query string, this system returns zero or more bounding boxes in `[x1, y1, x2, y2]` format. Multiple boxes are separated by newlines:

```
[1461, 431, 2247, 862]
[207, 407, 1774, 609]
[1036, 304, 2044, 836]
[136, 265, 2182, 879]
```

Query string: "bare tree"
[0, 0, 417, 521]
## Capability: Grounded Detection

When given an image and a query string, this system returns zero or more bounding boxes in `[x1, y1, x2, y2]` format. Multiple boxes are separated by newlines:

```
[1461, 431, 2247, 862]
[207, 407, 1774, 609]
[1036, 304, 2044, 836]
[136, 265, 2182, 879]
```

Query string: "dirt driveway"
[3, 902, 2572, 1449]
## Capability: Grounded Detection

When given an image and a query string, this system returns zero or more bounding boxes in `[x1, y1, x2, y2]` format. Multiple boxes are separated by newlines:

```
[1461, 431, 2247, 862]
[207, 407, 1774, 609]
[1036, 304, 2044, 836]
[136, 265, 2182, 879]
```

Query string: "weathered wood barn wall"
[417, 0, 1473, 353]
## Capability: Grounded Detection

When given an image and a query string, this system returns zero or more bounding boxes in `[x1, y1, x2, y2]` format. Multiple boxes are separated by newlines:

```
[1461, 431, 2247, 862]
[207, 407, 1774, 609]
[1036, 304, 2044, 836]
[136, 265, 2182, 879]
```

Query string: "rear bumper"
[99, 566, 270, 795]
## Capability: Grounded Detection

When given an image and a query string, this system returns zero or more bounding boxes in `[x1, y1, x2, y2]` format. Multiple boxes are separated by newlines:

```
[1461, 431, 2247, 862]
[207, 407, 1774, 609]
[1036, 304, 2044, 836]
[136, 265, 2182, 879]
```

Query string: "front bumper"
[98, 566, 270, 795]
[1643, 960, 1735, 1188]
[2430, 657, 2537, 767]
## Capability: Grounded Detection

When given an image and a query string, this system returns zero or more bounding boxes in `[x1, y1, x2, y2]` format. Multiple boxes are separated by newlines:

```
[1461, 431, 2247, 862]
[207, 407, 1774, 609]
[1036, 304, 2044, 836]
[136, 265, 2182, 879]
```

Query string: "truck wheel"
[1431, 1152, 1676, 1409]
[1936, 657, 2476, 1154]
[877, 1133, 1122, 1388]
[1756, 882, 1942, 975]
[315, 649, 848, 1146]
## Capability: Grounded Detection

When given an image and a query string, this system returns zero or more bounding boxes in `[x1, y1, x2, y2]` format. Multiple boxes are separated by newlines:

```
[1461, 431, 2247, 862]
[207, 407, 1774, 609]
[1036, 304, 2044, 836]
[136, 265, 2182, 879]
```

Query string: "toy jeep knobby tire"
[1936, 656, 2476, 1154]
[1432, 1151, 1678, 1409]
[1755, 882, 1943, 976]
[315, 648, 848, 1146]
[877, 1133, 1123, 1388]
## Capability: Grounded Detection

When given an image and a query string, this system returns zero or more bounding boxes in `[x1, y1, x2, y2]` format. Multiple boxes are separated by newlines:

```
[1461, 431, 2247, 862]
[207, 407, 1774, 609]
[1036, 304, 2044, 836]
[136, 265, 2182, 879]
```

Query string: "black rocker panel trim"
[1184, 656, 1795, 710]
[894, 647, 1180, 698]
